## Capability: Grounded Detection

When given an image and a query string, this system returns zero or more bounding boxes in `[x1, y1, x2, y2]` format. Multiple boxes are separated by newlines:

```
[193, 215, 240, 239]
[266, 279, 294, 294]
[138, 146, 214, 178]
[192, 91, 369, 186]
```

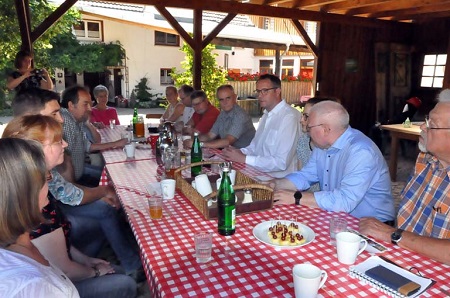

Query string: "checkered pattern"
[105, 159, 450, 298]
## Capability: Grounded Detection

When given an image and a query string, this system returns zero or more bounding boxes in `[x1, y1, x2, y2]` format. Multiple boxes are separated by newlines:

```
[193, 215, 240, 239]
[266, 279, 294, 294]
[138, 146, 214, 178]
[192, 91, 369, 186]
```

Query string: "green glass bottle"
[132, 108, 138, 136]
[191, 132, 202, 177]
[217, 165, 236, 236]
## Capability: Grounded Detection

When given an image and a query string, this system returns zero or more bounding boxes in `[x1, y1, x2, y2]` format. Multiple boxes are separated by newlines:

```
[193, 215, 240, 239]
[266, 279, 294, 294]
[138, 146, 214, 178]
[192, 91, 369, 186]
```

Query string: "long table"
[99, 126, 449, 298]
[380, 124, 421, 181]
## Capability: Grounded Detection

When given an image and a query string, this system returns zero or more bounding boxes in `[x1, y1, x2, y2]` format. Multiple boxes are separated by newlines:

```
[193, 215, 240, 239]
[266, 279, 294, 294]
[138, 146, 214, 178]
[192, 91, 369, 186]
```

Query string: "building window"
[421, 54, 447, 88]
[262, 17, 274, 31]
[73, 20, 102, 41]
[259, 60, 273, 74]
[282, 59, 294, 76]
[155, 31, 180, 46]
[160, 68, 174, 85]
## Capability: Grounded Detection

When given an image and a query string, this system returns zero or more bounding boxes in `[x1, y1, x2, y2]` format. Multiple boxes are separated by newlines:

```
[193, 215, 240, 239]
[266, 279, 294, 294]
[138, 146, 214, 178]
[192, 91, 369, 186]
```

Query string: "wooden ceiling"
[109, 0, 450, 27]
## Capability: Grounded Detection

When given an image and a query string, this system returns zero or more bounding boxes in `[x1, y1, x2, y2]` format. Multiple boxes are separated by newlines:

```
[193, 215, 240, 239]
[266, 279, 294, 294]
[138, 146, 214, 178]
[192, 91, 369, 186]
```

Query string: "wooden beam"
[291, 0, 343, 9]
[291, 19, 318, 57]
[369, 2, 450, 19]
[14, 0, 32, 52]
[347, 0, 450, 16]
[321, 0, 390, 13]
[31, 0, 78, 42]
[113, 0, 403, 28]
[154, 5, 194, 49]
[212, 37, 309, 51]
[193, 9, 203, 90]
[202, 13, 236, 49]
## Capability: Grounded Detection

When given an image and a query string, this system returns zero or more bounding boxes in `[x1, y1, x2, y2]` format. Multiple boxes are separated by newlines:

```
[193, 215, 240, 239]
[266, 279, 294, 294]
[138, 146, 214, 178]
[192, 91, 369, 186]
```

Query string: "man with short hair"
[360, 89, 450, 265]
[222, 74, 301, 178]
[60, 85, 127, 186]
[184, 85, 255, 149]
[12, 87, 63, 122]
[184, 90, 220, 134]
[178, 84, 194, 125]
[274, 101, 395, 223]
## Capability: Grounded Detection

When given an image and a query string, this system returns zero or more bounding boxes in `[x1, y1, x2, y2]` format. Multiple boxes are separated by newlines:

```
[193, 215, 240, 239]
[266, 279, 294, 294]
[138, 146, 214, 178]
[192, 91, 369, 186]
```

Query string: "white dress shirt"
[241, 100, 301, 178]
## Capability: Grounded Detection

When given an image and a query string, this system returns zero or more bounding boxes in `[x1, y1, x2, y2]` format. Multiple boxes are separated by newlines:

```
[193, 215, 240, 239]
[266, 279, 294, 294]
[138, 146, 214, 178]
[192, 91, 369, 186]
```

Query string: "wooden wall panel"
[317, 23, 412, 134]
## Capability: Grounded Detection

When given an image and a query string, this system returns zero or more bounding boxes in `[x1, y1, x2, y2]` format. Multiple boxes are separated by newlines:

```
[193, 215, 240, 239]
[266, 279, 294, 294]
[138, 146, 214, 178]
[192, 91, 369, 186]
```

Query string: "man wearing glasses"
[360, 89, 450, 265]
[184, 90, 220, 135]
[273, 100, 395, 224]
[222, 74, 301, 178]
[184, 85, 255, 149]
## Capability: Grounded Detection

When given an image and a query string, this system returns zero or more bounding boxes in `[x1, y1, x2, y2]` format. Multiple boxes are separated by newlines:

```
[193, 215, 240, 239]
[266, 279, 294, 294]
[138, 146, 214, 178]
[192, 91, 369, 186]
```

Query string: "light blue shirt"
[286, 127, 395, 222]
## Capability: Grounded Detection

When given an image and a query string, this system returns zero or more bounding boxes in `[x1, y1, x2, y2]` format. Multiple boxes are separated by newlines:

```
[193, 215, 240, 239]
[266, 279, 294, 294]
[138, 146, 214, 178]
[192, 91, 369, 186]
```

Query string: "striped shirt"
[397, 152, 450, 239]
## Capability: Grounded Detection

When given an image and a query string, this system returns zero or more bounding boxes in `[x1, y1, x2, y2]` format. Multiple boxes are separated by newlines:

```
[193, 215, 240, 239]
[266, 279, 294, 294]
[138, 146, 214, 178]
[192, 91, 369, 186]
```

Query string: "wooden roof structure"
[14, 0, 450, 89]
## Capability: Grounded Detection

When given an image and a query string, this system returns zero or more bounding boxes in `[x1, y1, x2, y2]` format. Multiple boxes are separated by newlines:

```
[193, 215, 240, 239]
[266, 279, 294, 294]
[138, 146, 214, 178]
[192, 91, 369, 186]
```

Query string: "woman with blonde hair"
[2, 115, 137, 298]
[0, 138, 79, 297]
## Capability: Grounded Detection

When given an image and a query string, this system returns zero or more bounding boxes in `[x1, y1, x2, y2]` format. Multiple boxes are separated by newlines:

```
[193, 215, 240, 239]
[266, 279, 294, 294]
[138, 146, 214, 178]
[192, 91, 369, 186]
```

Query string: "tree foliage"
[171, 42, 226, 107]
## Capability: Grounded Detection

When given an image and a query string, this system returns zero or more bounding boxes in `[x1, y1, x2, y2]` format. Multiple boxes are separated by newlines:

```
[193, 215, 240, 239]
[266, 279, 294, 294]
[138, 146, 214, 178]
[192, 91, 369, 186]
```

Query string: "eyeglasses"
[425, 115, 450, 130]
[218, 96, 232, 102]
[306, 123, 323, 132]
[192, 99, 205, 107]
[254, 87, 278, 96]
[43, 139, 64, 147]
[302, 113, 309, 120]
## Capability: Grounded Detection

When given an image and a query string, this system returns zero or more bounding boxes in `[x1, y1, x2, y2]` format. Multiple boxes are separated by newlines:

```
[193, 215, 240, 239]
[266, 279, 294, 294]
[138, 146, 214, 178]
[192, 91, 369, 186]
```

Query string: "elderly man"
[178, 84, 195, 124]
[184, 90, 220, 134]
[274, 101, 395, 223]
[222, 74, 301, 178]
[184, 85, 255, 149]
[161, 86, 184, 123]
[360, 89, 450, 265]
[60, 85, 127, 186]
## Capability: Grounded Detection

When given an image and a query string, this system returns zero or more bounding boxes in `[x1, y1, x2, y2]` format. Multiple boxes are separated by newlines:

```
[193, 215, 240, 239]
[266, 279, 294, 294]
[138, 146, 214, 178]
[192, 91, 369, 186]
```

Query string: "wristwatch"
[92, 266, 100, 278]
[391, 229, 404, 245]
[294, 191, 302, 205]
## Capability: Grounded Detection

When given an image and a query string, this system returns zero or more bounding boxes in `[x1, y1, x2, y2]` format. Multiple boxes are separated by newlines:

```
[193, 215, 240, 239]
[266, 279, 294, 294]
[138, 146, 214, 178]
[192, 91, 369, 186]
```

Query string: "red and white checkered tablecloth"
[104, 159, 450, 298]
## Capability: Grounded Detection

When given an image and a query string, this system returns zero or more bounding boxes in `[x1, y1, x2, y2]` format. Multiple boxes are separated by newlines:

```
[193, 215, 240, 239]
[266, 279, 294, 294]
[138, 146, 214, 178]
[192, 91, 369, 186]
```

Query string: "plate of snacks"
[253, 220, 315, 249]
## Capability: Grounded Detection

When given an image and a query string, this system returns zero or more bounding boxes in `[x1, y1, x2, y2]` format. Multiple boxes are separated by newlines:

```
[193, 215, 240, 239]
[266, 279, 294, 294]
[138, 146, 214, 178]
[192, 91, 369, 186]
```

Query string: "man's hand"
[112, 138, 128, 149]
[359, 217, 395, 243]
[274, 189, 295, 205]
[92, 122, 106, 129]
[221, 146, 246, 163]
[100, 185, 120, 209]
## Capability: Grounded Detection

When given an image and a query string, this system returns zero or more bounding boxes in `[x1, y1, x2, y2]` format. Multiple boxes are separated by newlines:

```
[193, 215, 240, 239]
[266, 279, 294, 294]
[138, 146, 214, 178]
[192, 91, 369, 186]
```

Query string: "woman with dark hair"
[0, 138, 79, 297]
[6, 50, 54, 92]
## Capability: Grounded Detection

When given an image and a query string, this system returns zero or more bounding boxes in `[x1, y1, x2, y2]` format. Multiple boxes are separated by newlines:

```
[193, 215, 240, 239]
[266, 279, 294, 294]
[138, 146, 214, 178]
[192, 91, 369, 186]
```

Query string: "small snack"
[268, 221, 305, 246]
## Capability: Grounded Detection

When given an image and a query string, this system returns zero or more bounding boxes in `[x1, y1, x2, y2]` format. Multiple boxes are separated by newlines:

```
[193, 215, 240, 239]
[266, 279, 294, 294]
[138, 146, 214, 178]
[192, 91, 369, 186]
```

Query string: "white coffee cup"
[293, 263, 327, 298]
[194, 174, 213, 197]
[219, 169, 236, 185]
[336, 232, 368, 265]
[161, 179, 176, 200]
[123, 143, 136, 158]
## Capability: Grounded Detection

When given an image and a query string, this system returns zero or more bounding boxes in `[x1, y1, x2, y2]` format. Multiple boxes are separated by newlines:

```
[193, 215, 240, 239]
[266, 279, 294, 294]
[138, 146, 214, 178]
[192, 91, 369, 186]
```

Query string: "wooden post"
[193, 9, 203, 90]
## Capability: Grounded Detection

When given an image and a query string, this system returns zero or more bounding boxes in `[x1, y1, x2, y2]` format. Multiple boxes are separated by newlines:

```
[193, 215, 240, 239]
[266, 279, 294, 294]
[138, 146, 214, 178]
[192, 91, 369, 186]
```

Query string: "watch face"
[294, 191, 302, 200]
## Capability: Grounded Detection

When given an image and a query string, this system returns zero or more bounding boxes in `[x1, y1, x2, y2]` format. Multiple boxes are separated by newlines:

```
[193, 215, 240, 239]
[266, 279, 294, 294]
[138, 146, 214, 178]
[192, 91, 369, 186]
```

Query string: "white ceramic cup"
[161, 179, 176, 200]
[336, 232, 368, 265]
[123, 143, 136, 158]
[293, 263, 327, 298]
[219, 169, 236, 185]
[194, 174, 213, 197]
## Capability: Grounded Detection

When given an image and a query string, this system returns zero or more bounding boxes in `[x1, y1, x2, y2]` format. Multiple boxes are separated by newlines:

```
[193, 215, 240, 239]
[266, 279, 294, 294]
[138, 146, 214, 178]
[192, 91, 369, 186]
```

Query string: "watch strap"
[294, 191, 302, 205]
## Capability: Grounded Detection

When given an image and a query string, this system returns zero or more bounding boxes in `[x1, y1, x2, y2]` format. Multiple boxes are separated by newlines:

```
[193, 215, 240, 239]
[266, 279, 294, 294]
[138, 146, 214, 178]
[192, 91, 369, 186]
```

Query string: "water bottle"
[217, 164, 236, 236]
[191, 132, 202, 177]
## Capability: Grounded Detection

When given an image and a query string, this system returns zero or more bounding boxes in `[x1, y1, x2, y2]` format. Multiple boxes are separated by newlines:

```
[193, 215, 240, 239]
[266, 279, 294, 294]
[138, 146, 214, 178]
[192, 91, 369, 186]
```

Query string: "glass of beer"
[134, 116, 145, 138]
[163, 147, 180, 179]
[148, 197, 163, 220]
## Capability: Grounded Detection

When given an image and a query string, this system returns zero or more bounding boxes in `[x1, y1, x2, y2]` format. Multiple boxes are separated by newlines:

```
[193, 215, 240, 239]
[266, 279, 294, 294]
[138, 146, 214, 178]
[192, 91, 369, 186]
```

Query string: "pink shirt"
[90, 107, 120, 125]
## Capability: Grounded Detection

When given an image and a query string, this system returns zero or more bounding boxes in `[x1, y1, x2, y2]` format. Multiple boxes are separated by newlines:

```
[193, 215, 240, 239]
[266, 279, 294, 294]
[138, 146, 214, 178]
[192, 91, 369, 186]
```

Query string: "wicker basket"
[174, 161, 274, 220]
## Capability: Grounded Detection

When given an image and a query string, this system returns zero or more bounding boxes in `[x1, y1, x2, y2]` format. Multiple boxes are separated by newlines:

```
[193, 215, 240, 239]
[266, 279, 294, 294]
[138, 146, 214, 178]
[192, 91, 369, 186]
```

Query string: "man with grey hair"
[360, 89, 450, 265]
[274, 101, 395, 223]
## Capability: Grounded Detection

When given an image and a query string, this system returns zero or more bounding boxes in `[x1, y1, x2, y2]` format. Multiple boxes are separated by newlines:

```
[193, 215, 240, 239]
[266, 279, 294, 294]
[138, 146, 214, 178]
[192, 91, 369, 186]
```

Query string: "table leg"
[389, 134, 399, 181]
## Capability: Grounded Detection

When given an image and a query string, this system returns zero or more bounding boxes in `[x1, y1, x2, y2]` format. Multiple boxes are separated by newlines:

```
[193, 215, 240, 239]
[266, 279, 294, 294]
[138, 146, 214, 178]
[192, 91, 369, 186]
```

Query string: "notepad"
[349, 256, 433, 297]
